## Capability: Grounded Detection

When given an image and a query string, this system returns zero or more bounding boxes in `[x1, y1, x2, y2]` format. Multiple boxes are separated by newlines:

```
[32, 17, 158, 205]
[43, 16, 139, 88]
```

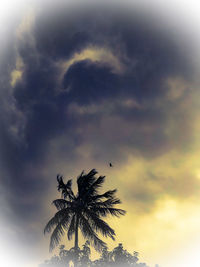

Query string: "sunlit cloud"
[166, 77, 192, 101]
[10, 55, 24, 87]
[15, 7, 35, 40]
[57, 46, 125, 83]
[10, 7, 36, 87]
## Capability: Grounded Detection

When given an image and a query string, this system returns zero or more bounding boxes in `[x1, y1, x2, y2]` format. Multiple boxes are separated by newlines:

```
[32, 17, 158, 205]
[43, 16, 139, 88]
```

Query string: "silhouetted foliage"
[42, 169, 158, 267]
[44, 169, 126, 266]
[39, 242, 151, 267]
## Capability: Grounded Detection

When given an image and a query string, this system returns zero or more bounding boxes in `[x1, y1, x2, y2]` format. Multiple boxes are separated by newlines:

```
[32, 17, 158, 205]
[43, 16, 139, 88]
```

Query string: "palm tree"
[44, 169, 126, 261]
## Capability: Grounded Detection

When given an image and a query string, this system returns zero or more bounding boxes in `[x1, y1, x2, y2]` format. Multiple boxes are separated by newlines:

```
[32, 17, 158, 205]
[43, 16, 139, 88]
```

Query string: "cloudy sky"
[1, 1, 200, 267]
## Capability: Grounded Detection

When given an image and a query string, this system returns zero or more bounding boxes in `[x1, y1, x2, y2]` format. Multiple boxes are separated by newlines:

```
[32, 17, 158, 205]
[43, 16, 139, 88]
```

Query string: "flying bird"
[109, 163, 113, 167]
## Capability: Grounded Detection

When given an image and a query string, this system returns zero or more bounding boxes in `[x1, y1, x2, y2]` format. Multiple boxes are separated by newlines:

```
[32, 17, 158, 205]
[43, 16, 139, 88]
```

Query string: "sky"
[1, 0, 200, 267]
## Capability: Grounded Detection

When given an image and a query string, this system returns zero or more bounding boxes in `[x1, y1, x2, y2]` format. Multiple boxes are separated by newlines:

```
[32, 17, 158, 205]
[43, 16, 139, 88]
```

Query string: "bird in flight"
[109, 163, 113, 167]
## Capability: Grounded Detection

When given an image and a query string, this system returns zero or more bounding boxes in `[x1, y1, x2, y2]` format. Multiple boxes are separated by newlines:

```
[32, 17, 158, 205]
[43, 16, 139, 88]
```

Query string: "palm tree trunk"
[74, 214, 79, 267]
[75, 214, 79, 249]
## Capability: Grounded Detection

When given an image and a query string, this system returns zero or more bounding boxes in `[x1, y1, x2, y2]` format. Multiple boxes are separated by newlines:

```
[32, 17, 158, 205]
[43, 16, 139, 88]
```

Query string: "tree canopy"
[44, 169, 125, 252]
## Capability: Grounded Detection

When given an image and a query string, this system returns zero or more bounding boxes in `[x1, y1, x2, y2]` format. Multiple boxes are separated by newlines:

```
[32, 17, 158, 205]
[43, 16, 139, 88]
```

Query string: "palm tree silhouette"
[44, 169, 126, 260]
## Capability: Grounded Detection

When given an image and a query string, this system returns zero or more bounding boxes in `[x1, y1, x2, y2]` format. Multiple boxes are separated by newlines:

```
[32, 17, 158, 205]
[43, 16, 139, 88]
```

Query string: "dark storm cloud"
[0, 4, 196, 237]
[63, 60, 121, 104]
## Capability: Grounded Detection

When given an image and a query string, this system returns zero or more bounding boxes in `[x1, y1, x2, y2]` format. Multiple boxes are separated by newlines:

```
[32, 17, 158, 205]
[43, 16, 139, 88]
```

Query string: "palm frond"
[91, 189, 117, 201]
[79, 214, 107, 252]
[67, 215, 76, 240]
[90, 176, 105, 191]
[93, 198, 121, 208]
[57, 174, 65, 190]
[82, 176, 106, 202]
[52, 199, 72, 210]
[44, 208, 71, 234]
[66, 179, 72, 188]
[84, 210, 115, 240]
[49, 214, 72, 251]
[90, 207, 126, 217]
[57, 175, 75, 200]
[77, 169, 97, 197]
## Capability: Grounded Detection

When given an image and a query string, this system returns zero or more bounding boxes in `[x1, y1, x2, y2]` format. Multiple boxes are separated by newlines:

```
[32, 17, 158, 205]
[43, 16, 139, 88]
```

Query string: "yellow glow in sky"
[57, 46, 125, 83]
